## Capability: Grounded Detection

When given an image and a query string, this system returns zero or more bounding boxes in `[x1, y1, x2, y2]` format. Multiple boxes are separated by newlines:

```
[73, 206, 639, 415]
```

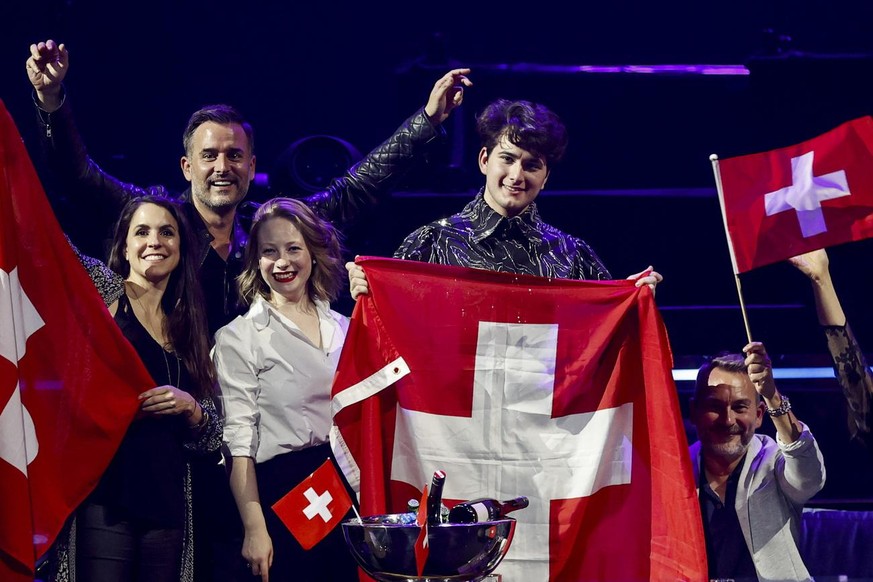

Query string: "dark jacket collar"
[461, 189, 546, 245]
[178, 189, 248, 265]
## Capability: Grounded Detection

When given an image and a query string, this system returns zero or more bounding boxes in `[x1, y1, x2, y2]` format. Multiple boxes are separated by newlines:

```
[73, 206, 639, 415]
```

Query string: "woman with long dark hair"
[70, 195, 222, 582]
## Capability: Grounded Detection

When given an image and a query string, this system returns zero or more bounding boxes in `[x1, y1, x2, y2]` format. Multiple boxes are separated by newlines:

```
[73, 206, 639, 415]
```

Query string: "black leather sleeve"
[35, 92, 169, 232]
[303, 108, 444, 228]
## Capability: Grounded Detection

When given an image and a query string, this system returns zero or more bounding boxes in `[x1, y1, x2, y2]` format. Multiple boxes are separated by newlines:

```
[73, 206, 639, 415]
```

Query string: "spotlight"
[272, 135, 363, 195]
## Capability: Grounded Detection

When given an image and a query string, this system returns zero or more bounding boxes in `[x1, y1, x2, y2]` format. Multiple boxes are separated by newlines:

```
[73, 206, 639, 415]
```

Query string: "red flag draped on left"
[0, 99, 154, 579]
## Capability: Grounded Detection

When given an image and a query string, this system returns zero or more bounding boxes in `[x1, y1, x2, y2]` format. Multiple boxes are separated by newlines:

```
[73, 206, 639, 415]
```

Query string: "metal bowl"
[341, 514, 516, 582]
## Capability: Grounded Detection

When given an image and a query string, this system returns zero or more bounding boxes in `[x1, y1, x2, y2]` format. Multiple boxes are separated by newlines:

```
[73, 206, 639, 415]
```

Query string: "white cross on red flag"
[716, 115, 873, 273]
[0, 99, 154, 579]
[330, 257, 706, 581]
[272, 459, 353, 550]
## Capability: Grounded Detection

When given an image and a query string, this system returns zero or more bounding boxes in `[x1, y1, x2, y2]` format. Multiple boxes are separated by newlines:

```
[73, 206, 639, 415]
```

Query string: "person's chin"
[705, 440, 747, 460]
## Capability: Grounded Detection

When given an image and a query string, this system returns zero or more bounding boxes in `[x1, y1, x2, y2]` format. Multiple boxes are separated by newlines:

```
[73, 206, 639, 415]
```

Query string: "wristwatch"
[766, 394, 791, 417]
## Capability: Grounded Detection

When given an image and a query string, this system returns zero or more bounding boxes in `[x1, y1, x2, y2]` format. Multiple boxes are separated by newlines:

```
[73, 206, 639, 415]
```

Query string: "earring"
[312, 259, 317, 265]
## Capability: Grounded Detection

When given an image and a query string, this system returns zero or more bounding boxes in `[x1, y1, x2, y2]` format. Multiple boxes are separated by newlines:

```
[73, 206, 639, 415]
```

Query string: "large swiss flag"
[0, 99, 154, 579]
[331, 257, 706, 581]
[716, 115, 873, 273]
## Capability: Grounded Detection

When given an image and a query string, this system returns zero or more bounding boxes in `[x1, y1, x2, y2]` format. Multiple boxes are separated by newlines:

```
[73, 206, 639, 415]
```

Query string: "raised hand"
[743, 341, 776, 399]
[424, 68, 473, 125]
[26, 40, 69, 112]
[788, 248, 830, 283]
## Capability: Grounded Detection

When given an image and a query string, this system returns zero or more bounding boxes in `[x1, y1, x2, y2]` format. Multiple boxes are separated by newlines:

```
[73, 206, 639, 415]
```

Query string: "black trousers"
[255, 444, 359, 582]
[76, 501, 184, 582]
[191, 450, 248, 582]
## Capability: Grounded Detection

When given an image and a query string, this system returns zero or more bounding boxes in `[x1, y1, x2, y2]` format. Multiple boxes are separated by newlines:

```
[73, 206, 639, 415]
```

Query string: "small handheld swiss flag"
[715, 115, 873, 273]
[271, 459, 353, 550]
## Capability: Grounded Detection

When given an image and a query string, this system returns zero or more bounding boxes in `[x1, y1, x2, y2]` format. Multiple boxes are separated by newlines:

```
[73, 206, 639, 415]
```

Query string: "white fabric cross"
[391, 321, 634, 580]
[764, 150, 851, 237]
[0, 267, 44, 476]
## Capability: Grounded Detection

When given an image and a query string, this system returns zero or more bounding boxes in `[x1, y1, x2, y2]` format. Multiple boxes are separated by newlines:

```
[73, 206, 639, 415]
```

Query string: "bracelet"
[189, 405, 209, 431]
[766, 394, 791, 417]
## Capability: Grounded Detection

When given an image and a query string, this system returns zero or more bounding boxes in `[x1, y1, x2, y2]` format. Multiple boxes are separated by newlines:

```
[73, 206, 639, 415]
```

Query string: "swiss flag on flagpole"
[272, 459, 353, 550]
[330, 257, 707, 581]
[713, 115, 873, 274]
[0, 99, 154, 579]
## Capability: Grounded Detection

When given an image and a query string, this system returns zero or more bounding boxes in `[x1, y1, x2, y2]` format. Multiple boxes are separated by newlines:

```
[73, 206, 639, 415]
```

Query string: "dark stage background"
[3, 0, 873, 503]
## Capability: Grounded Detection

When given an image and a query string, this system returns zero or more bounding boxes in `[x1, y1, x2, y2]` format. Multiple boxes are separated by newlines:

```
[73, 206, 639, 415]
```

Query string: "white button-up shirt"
[212, 295, 349, 463]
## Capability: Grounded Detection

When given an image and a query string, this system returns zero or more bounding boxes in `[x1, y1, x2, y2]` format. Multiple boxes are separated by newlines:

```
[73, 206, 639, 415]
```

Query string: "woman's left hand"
[138, 385, 196, 417]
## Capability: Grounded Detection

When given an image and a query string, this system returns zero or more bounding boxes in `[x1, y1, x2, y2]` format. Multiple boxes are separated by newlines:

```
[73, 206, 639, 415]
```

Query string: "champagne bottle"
[426, 470, 447, 525]
[447, 496, 529, 523]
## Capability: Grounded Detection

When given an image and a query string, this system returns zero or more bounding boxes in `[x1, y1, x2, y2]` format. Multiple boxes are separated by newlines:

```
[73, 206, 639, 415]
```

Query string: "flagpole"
[710, 154, 754, 343]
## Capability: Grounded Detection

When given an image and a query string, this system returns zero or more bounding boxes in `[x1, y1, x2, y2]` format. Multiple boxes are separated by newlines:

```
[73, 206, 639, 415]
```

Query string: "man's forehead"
[193, 122, 250, 147]
[495, 136, 544, 162]
[703, 371, 756, 401]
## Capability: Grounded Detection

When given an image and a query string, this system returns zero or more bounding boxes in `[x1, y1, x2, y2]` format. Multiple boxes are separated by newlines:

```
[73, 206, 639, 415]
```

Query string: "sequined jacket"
[824, 323, 873, 450]
[394, 189, 611, 280]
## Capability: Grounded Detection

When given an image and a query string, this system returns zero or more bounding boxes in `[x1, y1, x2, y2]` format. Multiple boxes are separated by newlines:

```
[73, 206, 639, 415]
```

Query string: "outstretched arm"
[789, 249, 872, 446]
[27, 39, 168, 253]
[304, 68, 472, 228]
[745, 341, 826, 502]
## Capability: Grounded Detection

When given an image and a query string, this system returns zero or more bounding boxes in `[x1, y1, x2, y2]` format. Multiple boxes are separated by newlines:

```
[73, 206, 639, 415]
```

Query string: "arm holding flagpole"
[789, 249, 873, 447]
[710, 154, 754, 343]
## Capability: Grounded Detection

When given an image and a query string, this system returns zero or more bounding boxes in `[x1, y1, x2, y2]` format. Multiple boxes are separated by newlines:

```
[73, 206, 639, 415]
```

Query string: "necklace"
[126, 282, 181, 389]
[161, 349, 182, 390]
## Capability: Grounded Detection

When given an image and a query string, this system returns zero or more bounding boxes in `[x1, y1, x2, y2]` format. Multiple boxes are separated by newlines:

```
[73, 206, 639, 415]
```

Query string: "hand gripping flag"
[715, 116, 873, 273]
[330, 257, 706, 582]
[272, 459, 353, 550]
[0, 99, 154, 580]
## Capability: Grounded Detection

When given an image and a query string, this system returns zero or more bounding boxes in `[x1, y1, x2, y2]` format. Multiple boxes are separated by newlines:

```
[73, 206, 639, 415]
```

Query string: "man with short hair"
[348, 97, 661, 295]
[26, 38, 471, 582]
[689, 342, 826, 581]
[27, 39, 471, 336]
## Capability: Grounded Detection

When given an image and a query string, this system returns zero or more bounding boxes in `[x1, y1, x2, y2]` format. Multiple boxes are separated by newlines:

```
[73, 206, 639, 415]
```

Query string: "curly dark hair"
[475, 99, 569, 167]
[108, 196, 216, 399]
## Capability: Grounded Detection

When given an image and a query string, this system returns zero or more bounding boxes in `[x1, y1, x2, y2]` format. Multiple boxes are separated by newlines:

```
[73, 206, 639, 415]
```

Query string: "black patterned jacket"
[394, 189, 611, 280]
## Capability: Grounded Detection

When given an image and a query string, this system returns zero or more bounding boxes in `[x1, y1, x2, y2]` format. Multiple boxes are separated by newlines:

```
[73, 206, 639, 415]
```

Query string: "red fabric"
[331, 257, 706, 581]
[718, 115, 873, 273]
[272, 459, 353, 550]
[0, 100, 153, 576]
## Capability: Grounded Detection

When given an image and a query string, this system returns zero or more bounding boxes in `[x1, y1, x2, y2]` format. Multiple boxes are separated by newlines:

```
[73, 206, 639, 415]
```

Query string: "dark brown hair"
[182, 104, 254, 156]
[476, 99, 569, 167]
[108, 196, 216, 399]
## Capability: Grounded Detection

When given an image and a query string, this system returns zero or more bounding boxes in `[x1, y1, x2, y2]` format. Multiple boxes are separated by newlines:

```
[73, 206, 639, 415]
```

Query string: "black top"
[89, 294, 192, 528]
[699, 455, 757, 580]
[394, 190, 611, 280]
